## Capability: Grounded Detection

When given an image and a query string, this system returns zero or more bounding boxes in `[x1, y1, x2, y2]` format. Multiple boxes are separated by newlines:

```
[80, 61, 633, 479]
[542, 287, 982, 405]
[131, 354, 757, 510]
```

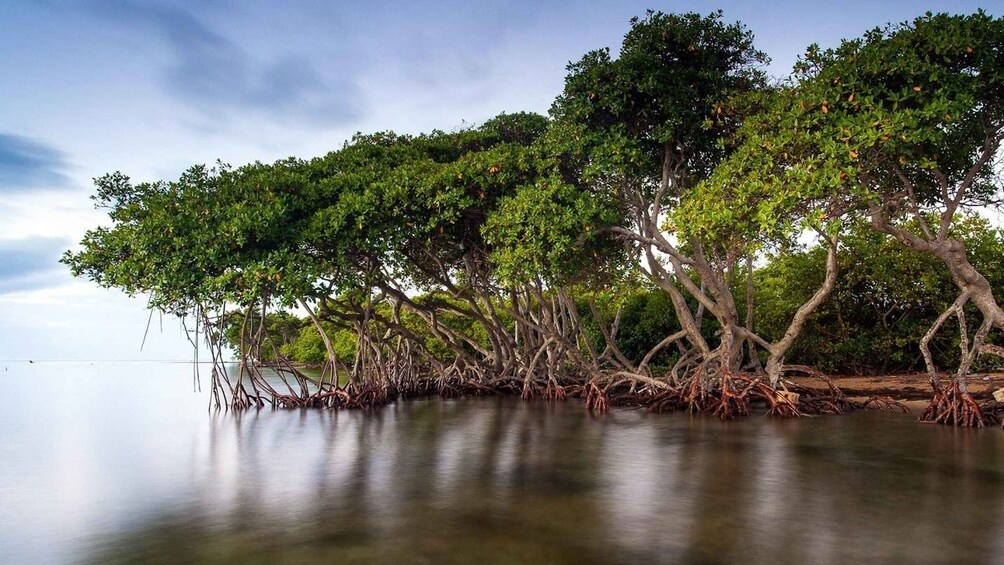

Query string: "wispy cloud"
[0, 134, 69, 192]
[0, 237, 72, 293]
[88, 0, 362, 125]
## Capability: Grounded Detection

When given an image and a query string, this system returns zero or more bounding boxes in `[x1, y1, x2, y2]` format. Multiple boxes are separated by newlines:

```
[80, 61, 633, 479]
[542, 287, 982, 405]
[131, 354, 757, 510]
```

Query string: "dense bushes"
[754, 218, 1004, 374]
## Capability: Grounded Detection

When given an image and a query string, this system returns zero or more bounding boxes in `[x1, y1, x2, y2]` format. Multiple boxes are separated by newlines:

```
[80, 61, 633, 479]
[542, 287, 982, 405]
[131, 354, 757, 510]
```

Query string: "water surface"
[1, 362, 1003, 564]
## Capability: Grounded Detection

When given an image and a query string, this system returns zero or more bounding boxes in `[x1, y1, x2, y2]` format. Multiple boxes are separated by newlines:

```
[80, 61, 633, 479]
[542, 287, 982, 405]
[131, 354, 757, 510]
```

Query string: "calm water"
[2, 363, 1004, 564]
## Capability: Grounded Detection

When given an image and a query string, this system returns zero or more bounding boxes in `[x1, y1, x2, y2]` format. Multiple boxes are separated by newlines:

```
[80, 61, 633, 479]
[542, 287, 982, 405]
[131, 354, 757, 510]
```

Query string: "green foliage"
[63, 158, 322, 313]
[553, 10, 768, 179]
[487, 11, 769, 287]
[222, 310, 308, 362]
[703, 11, 1004, 248]
[751, 216, 1004, 373]
[484, 175, 626, 285]
[282, 323, 357, 365]
[578, 284, 684, 367]
[303, 112, 551, 292]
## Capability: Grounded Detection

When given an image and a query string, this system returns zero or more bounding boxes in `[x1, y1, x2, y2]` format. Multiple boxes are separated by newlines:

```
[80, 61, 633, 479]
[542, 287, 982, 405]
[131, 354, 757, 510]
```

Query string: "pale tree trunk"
[765, 235, 840, 386]
[927, 240, 1004, 389]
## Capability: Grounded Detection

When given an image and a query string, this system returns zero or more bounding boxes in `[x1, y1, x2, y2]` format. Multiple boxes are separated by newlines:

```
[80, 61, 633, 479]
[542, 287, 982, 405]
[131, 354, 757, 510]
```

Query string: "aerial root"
[705, 374, 800, 418]
[520, 378, 548, 400]
[920, 379, 997, 428]
[644, 374, 801, 419]
[985, 399, 1004, 429]
[643, 372, 715, 414]
[396, 378, 437, 398]
[437, 381, 464, 399]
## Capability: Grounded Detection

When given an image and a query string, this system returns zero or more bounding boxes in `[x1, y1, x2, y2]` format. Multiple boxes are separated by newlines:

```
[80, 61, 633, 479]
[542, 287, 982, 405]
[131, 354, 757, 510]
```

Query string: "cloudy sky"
[0, 0, 995, 360]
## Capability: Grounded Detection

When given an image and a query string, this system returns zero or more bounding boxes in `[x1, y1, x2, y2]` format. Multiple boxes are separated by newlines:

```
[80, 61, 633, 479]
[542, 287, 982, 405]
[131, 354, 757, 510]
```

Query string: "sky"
[0, 0, 998, 360]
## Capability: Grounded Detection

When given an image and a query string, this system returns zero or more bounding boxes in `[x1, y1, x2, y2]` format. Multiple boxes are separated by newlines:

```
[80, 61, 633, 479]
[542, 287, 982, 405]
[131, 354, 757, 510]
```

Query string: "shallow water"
[1, 363, 1003, 564]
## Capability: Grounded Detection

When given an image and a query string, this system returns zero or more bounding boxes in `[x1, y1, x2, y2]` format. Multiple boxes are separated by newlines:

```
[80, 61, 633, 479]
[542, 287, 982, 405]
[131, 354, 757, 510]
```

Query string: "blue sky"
[0, 0, 997, 360]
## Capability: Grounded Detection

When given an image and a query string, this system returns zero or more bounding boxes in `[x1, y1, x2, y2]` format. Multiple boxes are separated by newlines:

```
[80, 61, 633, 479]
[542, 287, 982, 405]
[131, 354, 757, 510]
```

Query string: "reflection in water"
[1, 363, 1003, 564]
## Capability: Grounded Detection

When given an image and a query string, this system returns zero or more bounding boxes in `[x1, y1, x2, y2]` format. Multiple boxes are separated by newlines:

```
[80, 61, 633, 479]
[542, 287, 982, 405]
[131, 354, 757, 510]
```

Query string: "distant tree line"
[65, 10, 1004, 426]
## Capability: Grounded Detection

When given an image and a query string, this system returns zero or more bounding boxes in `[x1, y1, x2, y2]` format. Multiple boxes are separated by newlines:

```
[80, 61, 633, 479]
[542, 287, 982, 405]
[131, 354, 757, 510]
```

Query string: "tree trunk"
[766, 235, 839, 386]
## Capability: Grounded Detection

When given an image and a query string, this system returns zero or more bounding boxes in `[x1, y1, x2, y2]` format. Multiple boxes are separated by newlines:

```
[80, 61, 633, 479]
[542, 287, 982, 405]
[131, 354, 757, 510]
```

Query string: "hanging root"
[920, 379, 998, 428]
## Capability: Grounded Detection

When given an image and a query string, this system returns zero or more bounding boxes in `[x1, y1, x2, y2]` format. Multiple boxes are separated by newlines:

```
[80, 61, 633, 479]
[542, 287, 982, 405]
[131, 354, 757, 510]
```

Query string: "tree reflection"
[82, 402, 1004, 564]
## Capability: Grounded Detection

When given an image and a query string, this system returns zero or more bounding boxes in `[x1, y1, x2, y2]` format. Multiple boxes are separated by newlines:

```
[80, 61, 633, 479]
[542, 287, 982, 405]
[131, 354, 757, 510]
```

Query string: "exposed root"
[520, 381, 538, 400]
[584, 382, 609, 413]
[779, 365, 860, 415]
[863, 396, 910, 413]
[920, 378, 998, 428]
[980, 399, 1004, 429]
[646, 373, 802, 419]
[681, 373, 714, 413]
[712, 375, 752, 420]
[647, 387, 685, 413]
[542, 381, 567, 401]
[518, 378, 567, 401]
[745, 377, 801, 418]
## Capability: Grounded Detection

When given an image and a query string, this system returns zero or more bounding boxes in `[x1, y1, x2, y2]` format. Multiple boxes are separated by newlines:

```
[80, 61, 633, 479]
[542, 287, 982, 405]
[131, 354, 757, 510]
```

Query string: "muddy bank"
[791, 373, 1004, 401]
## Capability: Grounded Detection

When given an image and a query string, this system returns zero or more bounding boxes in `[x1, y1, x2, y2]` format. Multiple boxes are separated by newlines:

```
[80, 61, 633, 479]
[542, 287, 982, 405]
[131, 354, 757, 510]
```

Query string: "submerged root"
[920, 379, 997, 428]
